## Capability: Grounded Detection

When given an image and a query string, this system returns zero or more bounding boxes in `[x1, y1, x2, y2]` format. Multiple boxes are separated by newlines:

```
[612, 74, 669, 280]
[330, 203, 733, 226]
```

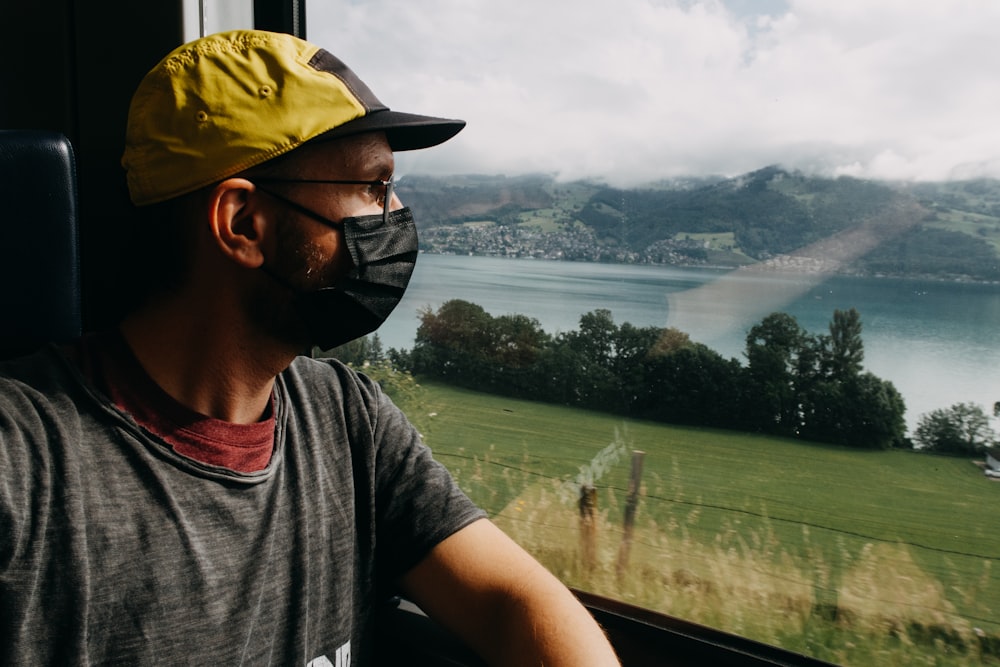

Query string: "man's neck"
[119, 301, 296, 425]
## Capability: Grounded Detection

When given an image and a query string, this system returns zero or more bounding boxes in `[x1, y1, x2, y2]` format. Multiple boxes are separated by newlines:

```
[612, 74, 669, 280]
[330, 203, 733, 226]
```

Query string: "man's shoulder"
[280, 354, 384, 408]
[284, 354, 379, 386]
[0, 347, 98, 470]
[284, 353, 357, 384]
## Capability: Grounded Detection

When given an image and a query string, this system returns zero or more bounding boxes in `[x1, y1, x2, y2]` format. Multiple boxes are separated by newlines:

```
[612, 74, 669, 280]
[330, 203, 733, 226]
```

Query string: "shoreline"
[418, 249, 1000, 286]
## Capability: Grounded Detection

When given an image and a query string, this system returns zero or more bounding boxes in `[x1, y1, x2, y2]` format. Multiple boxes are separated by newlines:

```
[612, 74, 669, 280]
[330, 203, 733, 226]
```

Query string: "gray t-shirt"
[0, 346, 485, 665]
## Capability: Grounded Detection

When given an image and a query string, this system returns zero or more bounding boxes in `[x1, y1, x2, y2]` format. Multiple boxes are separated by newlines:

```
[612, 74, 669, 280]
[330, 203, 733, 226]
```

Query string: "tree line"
[365, 301, 909, 449]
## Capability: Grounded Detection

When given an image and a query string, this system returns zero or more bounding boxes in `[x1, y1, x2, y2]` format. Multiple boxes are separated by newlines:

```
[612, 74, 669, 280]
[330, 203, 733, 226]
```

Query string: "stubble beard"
[248, 215, 344, 353]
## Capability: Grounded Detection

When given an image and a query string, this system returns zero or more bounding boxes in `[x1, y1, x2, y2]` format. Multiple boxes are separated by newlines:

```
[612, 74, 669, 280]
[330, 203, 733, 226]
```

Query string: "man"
[0, 30, 620, 665]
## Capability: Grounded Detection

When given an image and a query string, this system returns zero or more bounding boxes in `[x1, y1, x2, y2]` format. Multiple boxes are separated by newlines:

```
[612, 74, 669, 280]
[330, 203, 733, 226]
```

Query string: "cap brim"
[315, 109, 466, 151]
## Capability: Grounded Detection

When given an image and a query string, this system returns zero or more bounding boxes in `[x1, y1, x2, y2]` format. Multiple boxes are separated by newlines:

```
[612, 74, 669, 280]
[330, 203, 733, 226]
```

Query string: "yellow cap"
[123, 30, 464, 206]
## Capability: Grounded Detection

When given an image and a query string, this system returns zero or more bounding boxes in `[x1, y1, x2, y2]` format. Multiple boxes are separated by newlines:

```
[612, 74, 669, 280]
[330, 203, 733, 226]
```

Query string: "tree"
[415, 299, 492, 352]
[796, 309, 904, 448]
[914, 402, 997, 455]
[825, 308, 864, 381]
[411, 300, 494, 384]
[489, 313, 549, 368]
[611, 322, 664, 413]
[487, 313, 550, 395]
[744, 312, 808, 434]
[556, 310, 620, 409]
[638, 343, 744, 428]
[741, 308, 905, 448]
[571, 309, 617, 366]
[649, 327, 691, 357]
[832, 373, 907, 449]
[530, 340, 586, 406]
[325, 333, 385, 365]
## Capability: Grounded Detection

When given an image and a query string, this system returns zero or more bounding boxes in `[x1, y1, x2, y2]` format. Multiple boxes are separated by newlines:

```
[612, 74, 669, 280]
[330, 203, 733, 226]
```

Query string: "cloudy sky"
[309, 0, 1000, 185]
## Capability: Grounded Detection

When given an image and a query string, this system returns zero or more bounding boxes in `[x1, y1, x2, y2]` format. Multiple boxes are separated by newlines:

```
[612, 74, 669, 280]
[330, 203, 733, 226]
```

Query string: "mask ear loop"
[253, 185, 346, 230]
[253, 188, 336, 351]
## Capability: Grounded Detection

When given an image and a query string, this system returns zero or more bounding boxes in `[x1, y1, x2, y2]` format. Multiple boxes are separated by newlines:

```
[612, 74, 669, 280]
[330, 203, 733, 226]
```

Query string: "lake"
[378, 254, 1000, 435]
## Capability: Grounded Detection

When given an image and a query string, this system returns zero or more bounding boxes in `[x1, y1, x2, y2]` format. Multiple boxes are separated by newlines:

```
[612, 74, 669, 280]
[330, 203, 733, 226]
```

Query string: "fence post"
[616, 450, 646, 579]
[578, 484, 597, 572]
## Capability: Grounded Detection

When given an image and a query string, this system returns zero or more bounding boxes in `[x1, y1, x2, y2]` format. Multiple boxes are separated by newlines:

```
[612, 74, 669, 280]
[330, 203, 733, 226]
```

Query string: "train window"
[181, 0, 253, 40]
[309, 2, 1000, 665]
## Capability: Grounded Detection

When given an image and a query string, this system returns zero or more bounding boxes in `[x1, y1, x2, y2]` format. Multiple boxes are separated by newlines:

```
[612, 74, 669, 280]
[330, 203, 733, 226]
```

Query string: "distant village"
[419, 222, 718, 266]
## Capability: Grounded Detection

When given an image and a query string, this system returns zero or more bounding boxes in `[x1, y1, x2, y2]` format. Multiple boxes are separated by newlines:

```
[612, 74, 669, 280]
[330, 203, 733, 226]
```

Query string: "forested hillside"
[397, 168, 1000, 281]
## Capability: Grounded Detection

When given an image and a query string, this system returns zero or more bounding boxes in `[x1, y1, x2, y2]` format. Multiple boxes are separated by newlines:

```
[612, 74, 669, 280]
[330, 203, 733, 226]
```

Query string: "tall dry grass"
[491, 478, 1000, 666]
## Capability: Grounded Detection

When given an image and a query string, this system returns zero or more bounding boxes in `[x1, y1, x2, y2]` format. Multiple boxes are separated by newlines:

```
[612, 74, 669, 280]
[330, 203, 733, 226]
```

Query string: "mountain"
[395, 168, 1000, 281]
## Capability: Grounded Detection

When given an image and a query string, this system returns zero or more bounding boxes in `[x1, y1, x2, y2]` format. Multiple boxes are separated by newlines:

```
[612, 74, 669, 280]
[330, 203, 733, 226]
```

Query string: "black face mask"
[260, 196, 418, 351]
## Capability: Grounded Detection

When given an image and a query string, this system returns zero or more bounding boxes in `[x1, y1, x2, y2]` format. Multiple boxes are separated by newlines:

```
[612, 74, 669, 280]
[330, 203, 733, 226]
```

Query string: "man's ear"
[207, 178, 268, 268]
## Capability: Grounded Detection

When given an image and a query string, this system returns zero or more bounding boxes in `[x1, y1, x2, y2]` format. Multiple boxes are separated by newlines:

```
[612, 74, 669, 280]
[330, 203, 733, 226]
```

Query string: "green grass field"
[405, 380, 1000, 665]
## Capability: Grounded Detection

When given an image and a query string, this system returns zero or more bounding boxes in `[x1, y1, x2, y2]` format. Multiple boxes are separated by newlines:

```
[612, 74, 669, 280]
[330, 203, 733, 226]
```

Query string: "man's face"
[263, 131, 399, 290]
[248, 131, 400, 346]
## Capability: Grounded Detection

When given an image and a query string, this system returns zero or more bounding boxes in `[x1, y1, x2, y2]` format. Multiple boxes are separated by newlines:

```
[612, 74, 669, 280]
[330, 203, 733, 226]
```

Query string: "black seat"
[0, 130, 82, 359]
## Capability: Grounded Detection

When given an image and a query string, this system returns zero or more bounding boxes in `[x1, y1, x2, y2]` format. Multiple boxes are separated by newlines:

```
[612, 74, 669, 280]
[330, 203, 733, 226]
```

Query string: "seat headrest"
[0, 130, 82, 359]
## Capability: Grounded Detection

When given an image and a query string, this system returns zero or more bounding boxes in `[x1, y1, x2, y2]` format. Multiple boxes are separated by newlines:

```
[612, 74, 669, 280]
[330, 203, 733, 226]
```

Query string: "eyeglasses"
[253, 177, 395, 226]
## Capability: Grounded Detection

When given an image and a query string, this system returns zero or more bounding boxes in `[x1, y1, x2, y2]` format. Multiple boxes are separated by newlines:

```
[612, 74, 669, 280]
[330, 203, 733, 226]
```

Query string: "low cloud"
[311, 0, 1000, 184]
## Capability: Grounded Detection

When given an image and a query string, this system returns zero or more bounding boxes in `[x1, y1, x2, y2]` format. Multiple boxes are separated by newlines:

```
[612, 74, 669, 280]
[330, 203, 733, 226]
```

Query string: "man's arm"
[399, 517, 621, 666]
